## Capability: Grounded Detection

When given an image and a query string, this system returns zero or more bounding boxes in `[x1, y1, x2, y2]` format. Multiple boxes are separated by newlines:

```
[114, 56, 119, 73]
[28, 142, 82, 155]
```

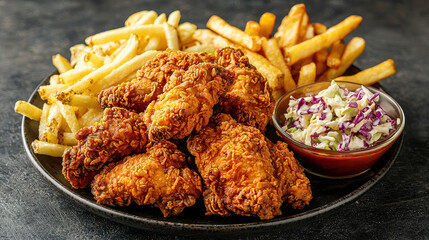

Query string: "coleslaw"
[282, 81, 399, 151]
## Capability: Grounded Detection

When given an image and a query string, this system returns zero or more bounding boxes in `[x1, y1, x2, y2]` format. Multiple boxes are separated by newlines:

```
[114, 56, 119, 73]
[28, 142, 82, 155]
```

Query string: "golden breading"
[91, 141, 202, 217]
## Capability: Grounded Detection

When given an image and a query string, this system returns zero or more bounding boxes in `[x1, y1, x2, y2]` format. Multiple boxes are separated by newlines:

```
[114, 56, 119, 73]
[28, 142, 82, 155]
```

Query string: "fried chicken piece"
[62, 107, 148, 188]
[91, 141, 202, 217]
[187, 114, 312, 220]
[98, 50, 215, 112]
[269, 140, 313, 209]
[214, 48, 274, 131]
[143, 62, 230, 142]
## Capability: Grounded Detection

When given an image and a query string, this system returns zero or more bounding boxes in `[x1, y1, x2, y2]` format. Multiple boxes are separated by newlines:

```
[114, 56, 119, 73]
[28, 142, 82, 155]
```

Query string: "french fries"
[297, 62, 316, 86]
[14, 101, 42, 121]
[244, 21, 261, 36]
[15, 7, 397, 159]
[259, 13, 276, 38]
[318, 37, 366, 82]
[286, 15, 363, 65]
[261, 38, 296, 92]
[52, 54, 72, 74]
[15, 10, 208, 157]
[31, 140, 69, 157]
[334, 59, 396, 85]
[275, 4, 306, 48]
[207, 15, 261, 51]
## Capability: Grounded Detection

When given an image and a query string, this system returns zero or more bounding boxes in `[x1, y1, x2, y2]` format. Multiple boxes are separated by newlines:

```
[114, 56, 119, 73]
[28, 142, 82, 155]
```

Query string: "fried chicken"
[214, 48, 274, 132]
[143, 62, 230, 142]
[62, 107, 148, 188]
[187, 114, 312, 220]
[98, 48, 273, 132]
[98, 50, 215, 112]
[91, 141, 202, 217]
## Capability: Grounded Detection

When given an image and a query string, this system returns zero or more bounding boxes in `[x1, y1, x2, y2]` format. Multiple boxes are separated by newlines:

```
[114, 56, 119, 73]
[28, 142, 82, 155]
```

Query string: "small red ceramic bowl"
[272, 81, 405, 179]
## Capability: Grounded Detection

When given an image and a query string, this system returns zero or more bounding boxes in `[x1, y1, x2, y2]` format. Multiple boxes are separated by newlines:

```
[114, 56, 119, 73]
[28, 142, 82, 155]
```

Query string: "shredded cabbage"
[282, 81, 398, 151]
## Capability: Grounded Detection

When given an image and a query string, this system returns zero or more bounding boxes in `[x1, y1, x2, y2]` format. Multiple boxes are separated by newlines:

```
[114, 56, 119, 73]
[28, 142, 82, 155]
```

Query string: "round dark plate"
[22, 70, 403, 237]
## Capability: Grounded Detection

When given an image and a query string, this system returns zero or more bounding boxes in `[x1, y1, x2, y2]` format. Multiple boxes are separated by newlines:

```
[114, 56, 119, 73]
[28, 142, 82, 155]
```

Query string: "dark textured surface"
[1, 0, 428, 239]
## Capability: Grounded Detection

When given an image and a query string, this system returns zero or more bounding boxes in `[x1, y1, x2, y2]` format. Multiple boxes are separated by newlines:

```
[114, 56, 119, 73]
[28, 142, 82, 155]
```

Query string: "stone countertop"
[1, 0, 428, 239]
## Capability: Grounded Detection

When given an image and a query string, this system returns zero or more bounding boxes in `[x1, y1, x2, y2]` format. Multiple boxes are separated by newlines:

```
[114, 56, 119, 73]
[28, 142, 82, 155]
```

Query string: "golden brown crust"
[98, 48, 273, 132]
[187, 114, 312, 219]
[214, 48, 274, 132]
[62, 107, 148, 189]
[143, 62, 230, 142]
[98, 50, 216, 112]
[91, 141, 202, 217]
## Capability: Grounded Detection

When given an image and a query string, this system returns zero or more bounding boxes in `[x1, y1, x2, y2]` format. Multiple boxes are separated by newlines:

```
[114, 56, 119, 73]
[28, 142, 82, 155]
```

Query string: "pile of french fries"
[15, 10, 206, 157]
[15, 5, 397, 158]
[194, 3, 396, 100]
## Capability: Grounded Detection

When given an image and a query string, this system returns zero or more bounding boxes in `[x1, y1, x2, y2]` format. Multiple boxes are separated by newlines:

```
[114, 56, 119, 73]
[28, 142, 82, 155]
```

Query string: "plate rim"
[21, 71, 403, 235]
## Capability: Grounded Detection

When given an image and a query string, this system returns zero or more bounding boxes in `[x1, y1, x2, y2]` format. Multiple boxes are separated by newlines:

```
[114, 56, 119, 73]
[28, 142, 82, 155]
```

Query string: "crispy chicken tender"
[187, 114, 312, 219]
[62, 107, 148, 188]
[98, 50, 215, 112]
[214, 48, 274, 131]
[91, 141, 202, 217]
[143, 62, 230, 142]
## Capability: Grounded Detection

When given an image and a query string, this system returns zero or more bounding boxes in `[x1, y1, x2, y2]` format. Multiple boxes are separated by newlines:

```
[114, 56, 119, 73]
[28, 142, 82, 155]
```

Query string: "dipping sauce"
[282, 81, 399, 151]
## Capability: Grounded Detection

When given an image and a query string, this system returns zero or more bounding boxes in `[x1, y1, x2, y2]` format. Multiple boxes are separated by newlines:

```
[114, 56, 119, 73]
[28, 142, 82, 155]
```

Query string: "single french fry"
[314, 48, 329, 76]
[49, 75, 61, 85]
[297, 62, 316, 86]
[244, 49, 285, 101]
[313, 23, 328, 35]
[44, 103, 63, 144]
[125, 11, 148, 26]
[60, 66, 94, 84]
[212, 35, 235, 48]
[61, 132, 78, 146]
[304, 22, 315, 40]
[109, 39, 128, 60]
[163, 22, 179, 50]
[286, 15, 363, 65]
[144, 36, 162, 51]
[135, 10, 158, 25]
[57, 101, 80, 133]
[68, 94, 101, 109]
[259, 12, 276, 38]
[84, 51, 105, 68]
[291, 55, 313, 79]
[31, 140, 69, 157]
[318, 37, 365, 82]
[154, 13, 167, 24]
[91, 50, 158, 93]
[275, 4, 306, 48]
[184, 44, 216, 53]
[38, 84, 68, 101]
[207, 15, 261, 51]
[14, 101, 42, 121]
[261, 38, 296, 92]
[38, 103, 50, 141]
[298, 12, 309, 42]
[167, 10, 181, 28]
[178, 22, 197, 45]
[85, 24, 164, 45]
[193, 29, 219, 45]
[58, 34, 139, 102]
[327, 40, 346, 69]
[52, 54, 72, 74]
[334, 59, 396, 85]
[78, 108, 103, 128]
[244, 21, 261, 36]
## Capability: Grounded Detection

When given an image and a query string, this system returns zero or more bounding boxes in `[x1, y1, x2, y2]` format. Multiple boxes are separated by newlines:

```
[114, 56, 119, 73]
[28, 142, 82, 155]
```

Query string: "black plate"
[22, 71, 403, 237]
